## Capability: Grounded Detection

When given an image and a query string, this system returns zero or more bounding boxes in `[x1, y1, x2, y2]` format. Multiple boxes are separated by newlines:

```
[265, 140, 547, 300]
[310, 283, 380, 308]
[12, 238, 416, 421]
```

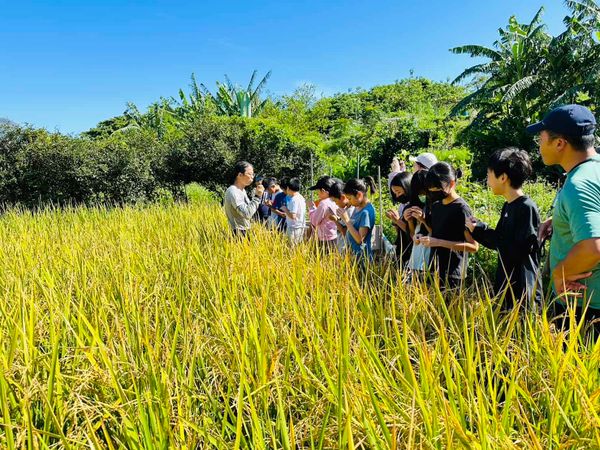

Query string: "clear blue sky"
[1, 0, 569, 134]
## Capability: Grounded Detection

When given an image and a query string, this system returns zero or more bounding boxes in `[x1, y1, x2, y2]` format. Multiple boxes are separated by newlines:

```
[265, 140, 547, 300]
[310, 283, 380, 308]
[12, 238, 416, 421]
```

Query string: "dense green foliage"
[2, 1, 599, 207]
[452, 0, 600, 178]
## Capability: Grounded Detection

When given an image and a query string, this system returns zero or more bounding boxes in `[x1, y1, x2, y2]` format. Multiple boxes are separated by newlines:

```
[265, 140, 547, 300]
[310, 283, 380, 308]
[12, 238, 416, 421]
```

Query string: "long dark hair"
[425, 162, 458, 190]
[408, 170, 428, 208]
[343, 176, 377, 196]
[390, 172, 412, 204]
[230, 161, 253, 185]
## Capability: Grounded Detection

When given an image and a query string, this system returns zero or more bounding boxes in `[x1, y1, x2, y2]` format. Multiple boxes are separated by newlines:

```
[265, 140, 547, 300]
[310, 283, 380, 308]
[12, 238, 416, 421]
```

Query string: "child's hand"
[403, 208, 414, 221]
[337, 208, 351, 224]
[411, 207, 425, 223]
[385, 209, 400, 222]
[465, 217, 477, 233]
[538, 218, 553, 242]
[418, 236, 438, 248]
[265, 199, 273, 207]
[255, 184, 265, 197]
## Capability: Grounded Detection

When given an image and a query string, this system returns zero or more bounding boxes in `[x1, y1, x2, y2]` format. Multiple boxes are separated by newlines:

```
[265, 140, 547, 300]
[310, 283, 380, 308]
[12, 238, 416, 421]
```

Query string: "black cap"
[526, 104, 596, 136]
[308, 176, 335, 191]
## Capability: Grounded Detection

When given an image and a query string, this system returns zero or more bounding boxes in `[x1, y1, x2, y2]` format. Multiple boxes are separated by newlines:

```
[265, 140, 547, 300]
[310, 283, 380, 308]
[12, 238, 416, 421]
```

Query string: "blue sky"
[1, 1, 569, 134]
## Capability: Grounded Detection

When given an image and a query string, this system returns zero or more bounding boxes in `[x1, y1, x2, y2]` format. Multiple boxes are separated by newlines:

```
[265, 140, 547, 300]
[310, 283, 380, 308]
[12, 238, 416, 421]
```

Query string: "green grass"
[0, 197, 598, 448]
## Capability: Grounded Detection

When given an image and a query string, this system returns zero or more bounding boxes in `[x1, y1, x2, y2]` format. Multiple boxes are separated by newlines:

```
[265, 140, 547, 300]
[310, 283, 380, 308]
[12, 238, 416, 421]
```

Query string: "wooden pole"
[378, 165, 384, 251]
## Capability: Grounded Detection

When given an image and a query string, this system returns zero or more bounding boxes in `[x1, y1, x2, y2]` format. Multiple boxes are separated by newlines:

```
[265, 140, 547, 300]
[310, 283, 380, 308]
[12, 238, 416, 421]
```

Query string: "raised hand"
[255, 184, 265, 197]
[337, 207, 351, 224]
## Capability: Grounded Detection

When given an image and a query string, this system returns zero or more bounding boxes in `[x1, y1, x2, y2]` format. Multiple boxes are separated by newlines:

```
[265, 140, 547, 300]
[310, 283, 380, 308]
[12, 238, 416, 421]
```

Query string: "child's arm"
[329, 214, 347, 235]
[311, 203, 333, 228]
[467, 219, 498, 249]
[346, 222, 369, 244]
[281, 205, 297, 220]
[411, 207, 432, 234]
[340, 209, 370, 245]
[418, 230, 479, 253]
[403, 209, 418, 237]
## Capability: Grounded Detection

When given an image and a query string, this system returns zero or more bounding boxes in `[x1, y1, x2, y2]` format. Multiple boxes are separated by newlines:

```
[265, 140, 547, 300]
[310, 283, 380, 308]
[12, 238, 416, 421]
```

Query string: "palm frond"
[252, 70, 272, 99]
[452, 63, 497, 84]
[247, 70, 258, 93]
[529, 6, 545, 28]
[501, 75, 538, 102]
[551, 84, 584, 106]
[450, 45, 503, 61]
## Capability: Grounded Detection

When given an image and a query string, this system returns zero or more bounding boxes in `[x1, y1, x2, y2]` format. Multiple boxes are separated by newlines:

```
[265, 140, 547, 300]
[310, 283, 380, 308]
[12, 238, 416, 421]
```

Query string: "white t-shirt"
[286, 193, 306, 230]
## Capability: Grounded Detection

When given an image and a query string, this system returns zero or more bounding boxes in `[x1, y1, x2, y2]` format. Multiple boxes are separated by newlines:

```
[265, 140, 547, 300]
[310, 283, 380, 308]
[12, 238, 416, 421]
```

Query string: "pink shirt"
[309, 197, 338, 242]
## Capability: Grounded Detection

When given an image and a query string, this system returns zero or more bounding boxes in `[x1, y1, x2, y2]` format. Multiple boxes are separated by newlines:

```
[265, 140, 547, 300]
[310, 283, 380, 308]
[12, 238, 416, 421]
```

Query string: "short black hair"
[262, 177, 278, 188]
[313, 176, 336, 192]
[329, 181, 345, 199]
[279, 176, 290, 190]
[547, 131, 596, 153]
[287, 177, 301, 192]
[389, 172, 412, 204]
[487, 147, 533, 189]
[230, 161, 252, 185]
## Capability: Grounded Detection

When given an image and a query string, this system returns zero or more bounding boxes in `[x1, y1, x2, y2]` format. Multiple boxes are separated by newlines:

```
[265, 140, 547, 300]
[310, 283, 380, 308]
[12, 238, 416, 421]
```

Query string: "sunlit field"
[0, 197, 598, 449]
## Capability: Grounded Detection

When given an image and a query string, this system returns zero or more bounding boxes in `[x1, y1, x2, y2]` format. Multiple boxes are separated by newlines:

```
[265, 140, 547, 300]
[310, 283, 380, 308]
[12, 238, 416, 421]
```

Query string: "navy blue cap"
[526, 104, 596, 136]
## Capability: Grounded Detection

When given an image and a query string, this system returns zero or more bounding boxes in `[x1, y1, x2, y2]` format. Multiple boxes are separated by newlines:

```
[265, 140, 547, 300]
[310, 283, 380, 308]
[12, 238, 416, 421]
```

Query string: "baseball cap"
[526, 104, 596, 136]
[409, 152, 438, 169]
[309, 176, 336, 191]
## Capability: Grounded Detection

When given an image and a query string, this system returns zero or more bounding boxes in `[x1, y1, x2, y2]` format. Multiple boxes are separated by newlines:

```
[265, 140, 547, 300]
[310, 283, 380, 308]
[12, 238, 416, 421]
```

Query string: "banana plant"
[173, 73, 214, 122]
[207, 70, 272, 117]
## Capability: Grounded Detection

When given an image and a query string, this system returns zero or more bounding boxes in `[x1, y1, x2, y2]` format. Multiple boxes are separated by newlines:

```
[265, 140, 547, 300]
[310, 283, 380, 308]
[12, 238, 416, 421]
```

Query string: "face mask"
[397, 194, 409, 203]
[418, 195, 427, 203]
[428, 190, 450, 203]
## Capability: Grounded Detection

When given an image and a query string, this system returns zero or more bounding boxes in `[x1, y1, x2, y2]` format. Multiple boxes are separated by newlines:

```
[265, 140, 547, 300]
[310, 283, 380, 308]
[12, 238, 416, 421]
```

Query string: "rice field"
[0, 197, 598, 449]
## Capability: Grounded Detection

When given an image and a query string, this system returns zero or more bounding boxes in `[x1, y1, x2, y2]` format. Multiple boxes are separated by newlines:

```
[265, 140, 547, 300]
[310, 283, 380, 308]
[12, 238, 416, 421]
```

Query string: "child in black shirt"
[415, 162, 479, 288]
[466, 148, 542, 310]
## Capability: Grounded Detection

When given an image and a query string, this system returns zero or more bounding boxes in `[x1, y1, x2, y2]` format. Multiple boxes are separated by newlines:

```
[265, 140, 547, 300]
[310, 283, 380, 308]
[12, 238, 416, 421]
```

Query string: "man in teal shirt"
[527, 104, 600, 336]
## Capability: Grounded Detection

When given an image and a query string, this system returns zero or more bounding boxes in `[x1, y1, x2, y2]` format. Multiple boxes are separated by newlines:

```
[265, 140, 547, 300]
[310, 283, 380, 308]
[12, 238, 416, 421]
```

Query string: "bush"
[163, 116, 318, 194]
[0, 125, 168, 207]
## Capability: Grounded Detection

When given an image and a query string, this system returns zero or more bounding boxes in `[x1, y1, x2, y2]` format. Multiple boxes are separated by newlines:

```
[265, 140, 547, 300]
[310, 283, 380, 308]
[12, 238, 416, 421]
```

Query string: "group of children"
[386, 148, 542, 307]
[226, 147, 544, 308]
[251, 174, 377, 257]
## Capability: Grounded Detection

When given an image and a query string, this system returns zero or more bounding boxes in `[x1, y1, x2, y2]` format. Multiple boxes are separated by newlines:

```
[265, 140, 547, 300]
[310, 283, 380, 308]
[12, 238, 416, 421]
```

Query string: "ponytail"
[343, 177, 377, 196]
[364, 176, 377, 195]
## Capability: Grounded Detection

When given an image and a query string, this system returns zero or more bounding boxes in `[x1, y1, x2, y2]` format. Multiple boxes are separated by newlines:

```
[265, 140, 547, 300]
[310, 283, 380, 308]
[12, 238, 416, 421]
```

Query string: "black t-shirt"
[429, 197, 472, 280]
[471, 195, 541, 306]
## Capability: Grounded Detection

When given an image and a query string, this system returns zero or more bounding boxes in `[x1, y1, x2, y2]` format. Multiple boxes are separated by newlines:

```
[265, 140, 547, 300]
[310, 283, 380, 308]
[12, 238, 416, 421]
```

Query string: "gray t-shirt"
[223, 185, 261, 231]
